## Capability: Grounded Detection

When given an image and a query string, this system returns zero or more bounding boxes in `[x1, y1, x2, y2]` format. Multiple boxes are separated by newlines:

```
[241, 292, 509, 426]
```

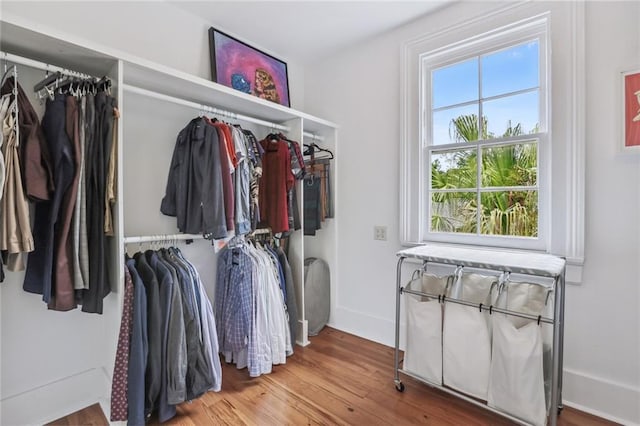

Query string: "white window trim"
[400, 2, 585, 283]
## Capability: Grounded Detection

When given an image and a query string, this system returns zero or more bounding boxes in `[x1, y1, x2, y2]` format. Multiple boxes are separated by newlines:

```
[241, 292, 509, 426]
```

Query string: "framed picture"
[208, 28, 290, 107]
[622, 69, 640, 152]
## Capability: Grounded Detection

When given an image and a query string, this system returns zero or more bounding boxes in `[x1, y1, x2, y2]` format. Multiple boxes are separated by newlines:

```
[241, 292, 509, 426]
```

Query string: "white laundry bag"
[442, 272, 497, 400]
[487, 281, 549, 426]
[404, 273, 449, 385]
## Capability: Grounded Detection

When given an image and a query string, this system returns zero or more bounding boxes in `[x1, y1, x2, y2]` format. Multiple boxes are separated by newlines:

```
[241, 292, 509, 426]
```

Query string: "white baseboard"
[0, 367, 110, 426]
[330, 305, 406, 349]
[562, 368, 640, 425]
[331, 306, 640, 425]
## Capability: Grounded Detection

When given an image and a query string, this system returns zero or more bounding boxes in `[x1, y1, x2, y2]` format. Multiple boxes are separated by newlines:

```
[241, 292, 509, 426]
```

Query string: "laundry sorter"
[394, 245, 566, 426]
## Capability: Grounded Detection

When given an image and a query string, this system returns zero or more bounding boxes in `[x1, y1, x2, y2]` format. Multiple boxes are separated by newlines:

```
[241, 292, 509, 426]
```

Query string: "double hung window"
[419, 20, 548, 250]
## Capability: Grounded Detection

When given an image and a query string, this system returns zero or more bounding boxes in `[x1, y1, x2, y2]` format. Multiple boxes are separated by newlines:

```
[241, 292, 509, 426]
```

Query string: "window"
[399, 13, 551, 251]
[424, 35, 547, 250]
[401, 3, 585, 282]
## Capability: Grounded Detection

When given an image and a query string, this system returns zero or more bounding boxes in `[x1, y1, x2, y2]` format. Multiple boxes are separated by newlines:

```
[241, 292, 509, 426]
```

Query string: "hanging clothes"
[259, 136, 294, 234]
[126, 257, 148, 426]
[15, 73, 118, 313]
[105, 106, 119, 235]
[50, 96, 82, 311]
[208, 119, 235, 233]
[0, 95, 8, 199]
[161, 117, 228, 239]
[146, 250, 179, 422]
[72, 96, 89, 290]
[82, 92, 118, 314]
[242, 129, 263, 231]
[303, 143, 333, 236]
[115, 247, 222, 424]
[132, 252, 162, 418]
[0, 81, 35, 271]
[215, 238, 292, 378]
[23, 93, 74, 304]
[231, 126, 251, 234]
[161, 118, 267, 238]
[303, 175, 322, 236]
[110, 265, 134, 422]
[1, 76, 52, 202]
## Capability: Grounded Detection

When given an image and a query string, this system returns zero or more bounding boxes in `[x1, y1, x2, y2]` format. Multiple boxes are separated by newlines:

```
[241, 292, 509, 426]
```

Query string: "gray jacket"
[160, 118, 228, 239]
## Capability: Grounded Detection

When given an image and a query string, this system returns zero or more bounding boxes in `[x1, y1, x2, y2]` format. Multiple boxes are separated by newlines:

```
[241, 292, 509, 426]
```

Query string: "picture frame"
[208, 28, 290, 107]
[621, 69, 640, 152]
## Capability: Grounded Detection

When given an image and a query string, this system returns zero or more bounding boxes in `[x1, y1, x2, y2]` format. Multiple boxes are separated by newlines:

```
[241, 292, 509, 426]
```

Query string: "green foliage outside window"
[430, 114, 538, 237]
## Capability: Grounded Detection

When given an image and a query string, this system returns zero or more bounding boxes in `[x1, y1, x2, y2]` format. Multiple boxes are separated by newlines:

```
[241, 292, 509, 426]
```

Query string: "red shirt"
[259, 137, 294, 233]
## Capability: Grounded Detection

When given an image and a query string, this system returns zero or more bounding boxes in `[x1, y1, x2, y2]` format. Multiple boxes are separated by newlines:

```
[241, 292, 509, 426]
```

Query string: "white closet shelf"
[0, 17, 338, 134]
[122, 59, 338, 131]
[0, 21, 118, 77]
[398, 245, 566, 278]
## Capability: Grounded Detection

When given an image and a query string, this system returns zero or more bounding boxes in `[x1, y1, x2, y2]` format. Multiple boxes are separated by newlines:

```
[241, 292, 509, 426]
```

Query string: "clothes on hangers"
[0, 78, 35, 272]
[12, 72, 119, 313]
[259, 135, 295, 234]
[110, 265, 134, 422]
[1, 76, 52, 202]
[0, 95, 8, 200]
[303, 145, 333, 235]
[161, 118, 266, 238]
[215, 239, 294, 378]
[73, 95, 89, 290]
[0, 96, 34, 270]
[82, 91, 118, 313]
[113, 248, 222, 424]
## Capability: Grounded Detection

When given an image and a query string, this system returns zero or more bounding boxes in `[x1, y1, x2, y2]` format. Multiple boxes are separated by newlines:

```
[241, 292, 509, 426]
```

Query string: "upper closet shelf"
[398, 245, 566, 278]
[122, 60, 337, 130]
[0, 18, 338, 132]
[0, 21, 118, 77]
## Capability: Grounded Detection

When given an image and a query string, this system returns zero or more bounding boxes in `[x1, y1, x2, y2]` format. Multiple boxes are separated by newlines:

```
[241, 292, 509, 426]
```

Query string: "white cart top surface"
[397, 245, 566, 278]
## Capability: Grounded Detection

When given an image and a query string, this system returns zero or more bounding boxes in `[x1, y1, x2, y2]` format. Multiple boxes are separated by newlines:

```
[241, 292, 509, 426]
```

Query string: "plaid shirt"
[215, 246, 254, 353]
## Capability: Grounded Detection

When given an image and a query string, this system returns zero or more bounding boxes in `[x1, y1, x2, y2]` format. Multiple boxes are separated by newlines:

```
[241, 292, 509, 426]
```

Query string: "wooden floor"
[49, 327, 617, 426]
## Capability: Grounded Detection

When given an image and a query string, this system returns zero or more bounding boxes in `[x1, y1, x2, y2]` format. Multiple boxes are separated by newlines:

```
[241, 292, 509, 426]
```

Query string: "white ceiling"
[169, 1, 453, 65]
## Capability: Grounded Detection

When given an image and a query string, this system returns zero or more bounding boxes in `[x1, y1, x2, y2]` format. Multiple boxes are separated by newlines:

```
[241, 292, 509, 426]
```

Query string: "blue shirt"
[215, 245, 254, 353]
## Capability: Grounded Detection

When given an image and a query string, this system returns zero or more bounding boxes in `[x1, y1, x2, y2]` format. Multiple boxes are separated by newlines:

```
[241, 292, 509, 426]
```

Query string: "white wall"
[304, 1, 640, 424]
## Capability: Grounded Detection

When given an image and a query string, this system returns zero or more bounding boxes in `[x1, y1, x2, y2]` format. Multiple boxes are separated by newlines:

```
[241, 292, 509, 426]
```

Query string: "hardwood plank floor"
[48, 327, 618, 426]
[46, 403, 107, 426]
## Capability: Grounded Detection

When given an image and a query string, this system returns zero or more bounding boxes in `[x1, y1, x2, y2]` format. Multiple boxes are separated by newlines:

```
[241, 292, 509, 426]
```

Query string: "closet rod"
[1, 51, 98, 80]
[123, 84, 290, 131]
[303, 132, 325, 142]
[123, 233, 204, 244]
[402, 286, 554, 324]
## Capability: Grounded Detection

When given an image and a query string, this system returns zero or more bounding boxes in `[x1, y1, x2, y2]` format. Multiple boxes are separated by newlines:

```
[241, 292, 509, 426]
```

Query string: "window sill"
[400, 240, 584, 284]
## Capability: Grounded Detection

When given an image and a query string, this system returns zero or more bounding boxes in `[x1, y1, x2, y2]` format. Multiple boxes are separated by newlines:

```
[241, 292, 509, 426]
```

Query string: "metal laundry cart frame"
[393, 245, 566, 426]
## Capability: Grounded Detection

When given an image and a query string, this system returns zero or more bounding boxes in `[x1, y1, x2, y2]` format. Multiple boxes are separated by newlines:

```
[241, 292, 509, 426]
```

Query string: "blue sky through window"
[431, 40, 539, 143]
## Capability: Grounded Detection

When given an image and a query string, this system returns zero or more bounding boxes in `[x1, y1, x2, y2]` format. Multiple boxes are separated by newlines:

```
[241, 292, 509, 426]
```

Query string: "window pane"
[483, 91, 539, 139]
[481, 143, 537, 187]
[480, 191, 538, 237]
[432, 58, 478, 109]
[432, 104, 479, 145]
[430, 192, 477, 234]
[482, 41, 539, 98]
[431, 148, 477, 189]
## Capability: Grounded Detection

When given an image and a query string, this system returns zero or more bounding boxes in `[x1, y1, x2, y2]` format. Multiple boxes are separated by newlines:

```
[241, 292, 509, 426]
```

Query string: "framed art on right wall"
[622, 69, 640, 152]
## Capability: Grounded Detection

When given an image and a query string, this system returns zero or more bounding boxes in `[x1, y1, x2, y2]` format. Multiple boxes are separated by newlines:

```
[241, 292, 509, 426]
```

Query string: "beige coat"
[0, 96, 34, 271]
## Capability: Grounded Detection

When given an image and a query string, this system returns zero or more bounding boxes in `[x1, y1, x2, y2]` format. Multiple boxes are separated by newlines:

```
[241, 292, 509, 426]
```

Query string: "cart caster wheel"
[395, 382, 405, 392]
